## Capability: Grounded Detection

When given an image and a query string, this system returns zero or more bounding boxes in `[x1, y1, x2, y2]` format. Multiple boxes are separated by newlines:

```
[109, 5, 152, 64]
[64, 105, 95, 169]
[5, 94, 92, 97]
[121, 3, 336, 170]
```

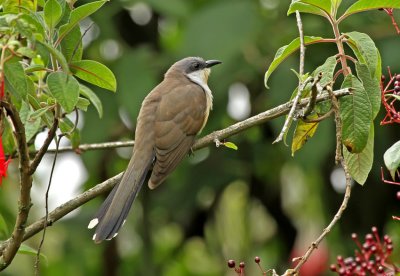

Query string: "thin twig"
[289, 84, 351, 275]
[303, 73, 322, 118]
[1, 89, 352, 246]
[28, 118, 58, 175]
[0, 102, 32, 270]
[273, 11, 306, 144]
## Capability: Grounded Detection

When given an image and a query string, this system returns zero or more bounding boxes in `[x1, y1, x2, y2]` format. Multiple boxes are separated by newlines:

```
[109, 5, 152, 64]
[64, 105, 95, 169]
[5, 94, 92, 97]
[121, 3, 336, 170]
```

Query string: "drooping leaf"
[79, 84, 103, 118]
[57, 1, 106, 45]
[339, 74, 372, 153]
[341, 0, 400, 20]
[60, 25, 83, 62]
[76, 97, 90, 112]
[291, 113, 319, 156]
[343, 124, 374, 185]
[4, 57, 28, 100]
[59, 117, 80, 148]
[345, 32, 378, 77]
[16, 47, 36, 59]
[19, 101, 42, 142]
[288, 0, 331, 16]
[223, 142, 238, 151]
[47, 72, 79, 113]
[264, 36, 323, 88]
[384, 140, 400, 180]
[37, 41, 69, 73]
[44, 0, 62, 29]
[312, 55, 337, 87]
[18, 244, 48, 264]
[28, 106, 52, 120]
[355, 62, 381, 119]
[70, 60, 117, 92]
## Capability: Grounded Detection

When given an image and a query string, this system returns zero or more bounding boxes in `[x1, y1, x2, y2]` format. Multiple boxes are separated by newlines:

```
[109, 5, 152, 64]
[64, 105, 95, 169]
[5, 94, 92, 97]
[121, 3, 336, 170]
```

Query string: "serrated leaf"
[341, 0, 400, 19]
[44, 0, 62, 29]
[61, 25, 83, 62]
[4, 57, 28, 100]
[57, 1, 106, 45]
[339, 74, 372, 153]
[70, 60, 117, 92]
[384, 140, 400, 180]
[343, 124, 374, 185]
[345, 32, 378, 77]
[264, 36, 323, 88]
[47, 72, 79, 113]
[79, 84, 103, 118]
[224, 142, 238, 150]
[288, 0, 331, 16]
[18, 244, 48, 265]
[291, 113, 319, 156]
[355, 62, 380, 119]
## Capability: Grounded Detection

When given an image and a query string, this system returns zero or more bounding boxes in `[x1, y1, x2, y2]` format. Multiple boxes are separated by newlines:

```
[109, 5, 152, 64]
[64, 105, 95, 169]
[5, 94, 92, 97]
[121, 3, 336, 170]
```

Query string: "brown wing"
[148, 82, 208, 189]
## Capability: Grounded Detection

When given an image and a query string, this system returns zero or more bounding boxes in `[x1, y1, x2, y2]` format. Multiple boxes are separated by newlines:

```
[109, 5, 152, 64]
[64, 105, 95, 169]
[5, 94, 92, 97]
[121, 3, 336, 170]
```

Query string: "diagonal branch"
[0, 102, 32, 270]
[16, 89, 351, 242]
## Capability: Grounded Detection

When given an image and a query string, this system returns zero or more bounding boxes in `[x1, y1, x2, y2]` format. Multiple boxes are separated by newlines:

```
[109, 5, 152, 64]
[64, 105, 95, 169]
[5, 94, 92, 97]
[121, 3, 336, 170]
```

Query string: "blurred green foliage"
[1, 0, 400, 275]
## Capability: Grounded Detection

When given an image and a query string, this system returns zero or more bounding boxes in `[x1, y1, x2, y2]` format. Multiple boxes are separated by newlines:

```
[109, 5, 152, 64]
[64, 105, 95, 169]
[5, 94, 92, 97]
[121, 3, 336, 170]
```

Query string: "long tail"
[88, 155, 153, 243]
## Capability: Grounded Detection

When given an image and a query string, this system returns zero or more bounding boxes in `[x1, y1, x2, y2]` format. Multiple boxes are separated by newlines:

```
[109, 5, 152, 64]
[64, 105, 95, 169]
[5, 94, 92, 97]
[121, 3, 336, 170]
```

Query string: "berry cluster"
[227, 256, 267, 276]
[330, 227, 399, 275]
[380, 70, 400, 125]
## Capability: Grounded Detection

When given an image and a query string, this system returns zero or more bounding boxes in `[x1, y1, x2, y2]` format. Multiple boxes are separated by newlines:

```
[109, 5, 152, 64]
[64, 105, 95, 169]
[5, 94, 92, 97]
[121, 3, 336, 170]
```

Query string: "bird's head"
[166, 57, 221, 87]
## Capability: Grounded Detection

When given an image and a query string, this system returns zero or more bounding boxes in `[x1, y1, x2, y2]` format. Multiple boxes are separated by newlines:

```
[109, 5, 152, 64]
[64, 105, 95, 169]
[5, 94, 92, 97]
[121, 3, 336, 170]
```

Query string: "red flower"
[0, 136, 10, 187]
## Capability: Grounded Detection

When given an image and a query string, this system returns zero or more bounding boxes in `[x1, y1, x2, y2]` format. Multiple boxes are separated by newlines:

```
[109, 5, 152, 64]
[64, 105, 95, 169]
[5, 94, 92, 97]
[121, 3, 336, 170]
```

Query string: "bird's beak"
[205, 60, 222, 68]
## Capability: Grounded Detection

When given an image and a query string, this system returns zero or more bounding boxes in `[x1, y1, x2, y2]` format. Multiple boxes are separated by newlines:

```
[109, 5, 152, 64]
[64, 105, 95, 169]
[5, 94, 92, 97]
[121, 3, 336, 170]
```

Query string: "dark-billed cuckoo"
[88, 57, 221, 243]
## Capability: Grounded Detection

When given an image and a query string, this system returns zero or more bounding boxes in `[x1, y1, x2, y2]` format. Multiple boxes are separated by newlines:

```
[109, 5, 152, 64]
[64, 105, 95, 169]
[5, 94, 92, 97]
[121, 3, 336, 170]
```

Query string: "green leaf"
[4, 57, 28, 100]
[16, 47, 36, 59]
[57, 1, 106, 45]
[0, 213, 9, 238]
[339, 74, 372, 153]
[341, 0, 400, 19]
[355, 62, 381, 119]
[76, 97, 90, 112]
[345, 32, 378, 77]
[343, 124, 374, 185]
[312, 55, 337, 87]
[44, 0, 62, 29]
[28, 106, 52, 120]
[79, 84, 103, 118]
[384, 140, 400, 180]
[291, 113, 319, 156]
[70, 60, 117, 92]
[18, 244, 48, 265]
[223, 142, 238, 151]
[288, 0, 331, 16]
[60, 25, 83, 62]
[59, 117, 80, 148]
[264, 36, 323, 88]
[19, 101, 42, 142]
[47, 72, 79, 113]
[37, 41, 69, 73]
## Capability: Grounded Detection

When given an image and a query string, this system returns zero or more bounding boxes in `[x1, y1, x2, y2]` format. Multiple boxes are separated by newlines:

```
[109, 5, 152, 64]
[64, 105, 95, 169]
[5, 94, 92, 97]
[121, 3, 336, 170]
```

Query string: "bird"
[88, 57, 221, 243]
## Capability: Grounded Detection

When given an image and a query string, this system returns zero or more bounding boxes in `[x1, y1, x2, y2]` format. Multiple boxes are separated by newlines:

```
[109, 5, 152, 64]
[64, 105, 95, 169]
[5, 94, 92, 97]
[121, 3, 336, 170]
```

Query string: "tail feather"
[89, 155, 153, 243]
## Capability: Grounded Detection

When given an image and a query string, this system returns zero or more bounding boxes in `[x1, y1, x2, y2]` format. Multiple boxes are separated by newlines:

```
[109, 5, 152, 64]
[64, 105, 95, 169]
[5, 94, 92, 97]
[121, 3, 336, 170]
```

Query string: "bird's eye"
[192, 62, 200, 70]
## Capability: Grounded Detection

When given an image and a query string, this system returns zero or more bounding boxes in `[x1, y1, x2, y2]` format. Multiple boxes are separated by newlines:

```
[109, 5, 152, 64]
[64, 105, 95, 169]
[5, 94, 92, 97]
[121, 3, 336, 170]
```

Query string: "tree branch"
[0, 102, 32, 270]
[15, 89, 351, 243]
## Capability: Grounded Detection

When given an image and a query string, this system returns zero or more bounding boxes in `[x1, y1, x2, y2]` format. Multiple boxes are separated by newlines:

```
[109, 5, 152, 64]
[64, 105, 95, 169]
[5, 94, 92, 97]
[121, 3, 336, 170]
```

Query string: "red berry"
[396, 74, 400, 81]
[371, 226, 378, 233]
[387, 244, 393, 252]
[365, 234, 374, 242]
[227, 260, 236, 268]
[330, 264, 337, 271]
[239, 261, 245, 268]
[254, 256, 260, 263]
[394, 86, 400, 92]
[397, 191, 400, 200]
[351, 233, 358, 240]
[377, 266, 384, 273]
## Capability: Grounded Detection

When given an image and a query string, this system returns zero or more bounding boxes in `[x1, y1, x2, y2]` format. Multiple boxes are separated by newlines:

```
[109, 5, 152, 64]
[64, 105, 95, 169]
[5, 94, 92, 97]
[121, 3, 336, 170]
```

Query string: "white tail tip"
[88, 218, 99, 229]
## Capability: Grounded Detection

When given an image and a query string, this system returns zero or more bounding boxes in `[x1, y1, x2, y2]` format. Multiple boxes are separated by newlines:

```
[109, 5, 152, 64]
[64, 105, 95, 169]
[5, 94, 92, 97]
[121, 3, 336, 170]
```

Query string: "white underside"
[186, 69, 213, 132]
